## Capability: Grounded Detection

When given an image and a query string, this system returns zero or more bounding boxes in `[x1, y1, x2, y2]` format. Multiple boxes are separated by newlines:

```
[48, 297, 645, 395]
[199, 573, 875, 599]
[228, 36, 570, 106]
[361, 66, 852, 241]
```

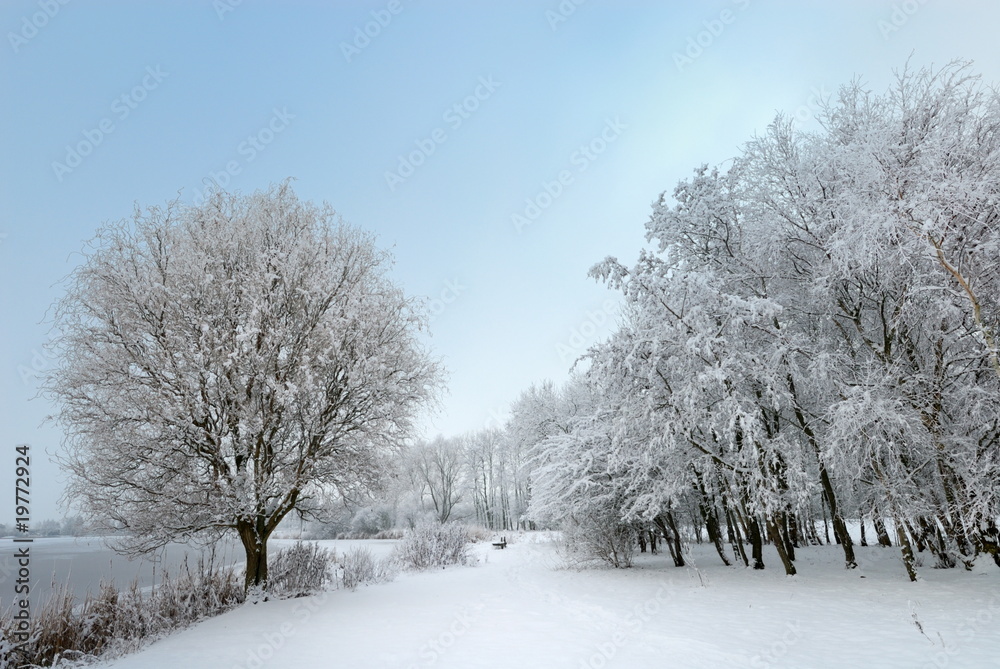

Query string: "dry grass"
[0, 555, 243, 668]
[267, 542, 335, 598]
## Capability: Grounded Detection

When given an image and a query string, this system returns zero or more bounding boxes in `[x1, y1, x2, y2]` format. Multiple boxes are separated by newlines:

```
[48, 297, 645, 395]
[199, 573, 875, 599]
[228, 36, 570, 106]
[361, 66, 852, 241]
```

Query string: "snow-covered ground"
[100, 535, 1000, 669]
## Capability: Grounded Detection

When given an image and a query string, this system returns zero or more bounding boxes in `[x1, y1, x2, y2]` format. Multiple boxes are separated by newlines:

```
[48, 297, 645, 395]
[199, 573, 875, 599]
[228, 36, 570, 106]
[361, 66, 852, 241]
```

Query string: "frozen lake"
[0, 536, 396, 608]
[0, 536, 244, 607]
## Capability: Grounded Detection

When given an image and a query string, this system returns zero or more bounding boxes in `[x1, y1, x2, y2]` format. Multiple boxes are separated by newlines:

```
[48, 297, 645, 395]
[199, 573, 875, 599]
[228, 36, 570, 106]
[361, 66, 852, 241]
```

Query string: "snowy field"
[99, 535, 1000, 669]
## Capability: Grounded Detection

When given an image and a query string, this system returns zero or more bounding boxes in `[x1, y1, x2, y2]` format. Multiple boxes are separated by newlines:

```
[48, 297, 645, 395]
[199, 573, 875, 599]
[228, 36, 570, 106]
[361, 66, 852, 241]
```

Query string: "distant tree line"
[0, 516, 88, 538]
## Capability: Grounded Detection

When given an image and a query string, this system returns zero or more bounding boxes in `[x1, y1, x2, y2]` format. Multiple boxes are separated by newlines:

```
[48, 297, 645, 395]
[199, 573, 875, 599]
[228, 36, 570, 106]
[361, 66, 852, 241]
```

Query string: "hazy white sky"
[3, 0, 1000, 521]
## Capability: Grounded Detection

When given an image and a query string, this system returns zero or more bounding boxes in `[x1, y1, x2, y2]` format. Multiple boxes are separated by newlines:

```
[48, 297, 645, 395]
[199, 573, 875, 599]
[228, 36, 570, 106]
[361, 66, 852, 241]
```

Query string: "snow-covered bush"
[350, 506, 395, 537]
[152, 557, 244, 621]
[0, 634, 15, 669]
[338, 547, 397, 590]
[334, 528, 404, 540]
[268, 542, 335, 597]
[559, 514, 635, 569]
[0, 634, 14, 669]
[393, 523, 474, 570]
[464, 525, 493, 544]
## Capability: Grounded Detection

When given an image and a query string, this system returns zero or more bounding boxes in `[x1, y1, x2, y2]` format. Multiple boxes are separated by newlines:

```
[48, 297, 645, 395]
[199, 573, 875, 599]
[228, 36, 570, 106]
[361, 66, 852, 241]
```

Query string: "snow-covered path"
[102, 537, 1000, 668]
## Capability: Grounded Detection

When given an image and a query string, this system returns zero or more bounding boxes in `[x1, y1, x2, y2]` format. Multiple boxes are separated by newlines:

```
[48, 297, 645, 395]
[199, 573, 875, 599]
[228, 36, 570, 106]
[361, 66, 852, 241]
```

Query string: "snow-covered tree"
[47, 183, 442, 592]
[530, 62, 1000, 580]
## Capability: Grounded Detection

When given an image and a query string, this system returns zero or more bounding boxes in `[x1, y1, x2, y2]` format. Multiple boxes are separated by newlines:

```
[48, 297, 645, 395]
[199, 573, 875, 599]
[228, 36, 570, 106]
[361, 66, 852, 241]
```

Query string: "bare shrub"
[373, 529, 403, 540]
[338, 547, 396, 590]
[464, 525, 493, 543]
[393, 523, 474, 570]
[559, 515, 635, 569]
[268, 542, 335, 598]
[334, 529, 404, 540]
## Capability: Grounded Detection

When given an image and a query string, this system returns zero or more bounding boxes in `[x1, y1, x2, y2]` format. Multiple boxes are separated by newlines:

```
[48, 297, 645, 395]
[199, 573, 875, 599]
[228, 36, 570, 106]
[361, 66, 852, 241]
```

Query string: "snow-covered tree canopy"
[525, 62, 1000, 579]
[47, 183, 442, 590]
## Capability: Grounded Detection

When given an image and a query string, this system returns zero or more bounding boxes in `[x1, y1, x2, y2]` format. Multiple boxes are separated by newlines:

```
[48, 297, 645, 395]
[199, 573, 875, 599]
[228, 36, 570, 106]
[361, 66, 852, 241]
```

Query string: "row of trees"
[407, 429, 530, 530]
[524, 63, 1000, 579]
[342, 390, 549, 533]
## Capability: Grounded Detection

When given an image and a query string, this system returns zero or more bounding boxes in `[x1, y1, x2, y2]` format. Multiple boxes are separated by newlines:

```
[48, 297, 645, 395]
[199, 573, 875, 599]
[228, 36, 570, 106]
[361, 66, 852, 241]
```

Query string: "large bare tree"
[47, 183, 441, 593]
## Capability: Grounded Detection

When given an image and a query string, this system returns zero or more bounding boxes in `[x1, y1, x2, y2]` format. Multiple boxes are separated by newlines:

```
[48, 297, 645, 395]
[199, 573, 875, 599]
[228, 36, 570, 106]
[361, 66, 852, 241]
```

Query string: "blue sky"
[3, 0, 1000, 521]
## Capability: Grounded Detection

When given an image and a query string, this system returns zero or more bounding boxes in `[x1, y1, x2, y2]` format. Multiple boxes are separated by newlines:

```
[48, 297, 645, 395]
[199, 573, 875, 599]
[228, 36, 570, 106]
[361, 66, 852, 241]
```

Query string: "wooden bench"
[492, 537, 507, 549]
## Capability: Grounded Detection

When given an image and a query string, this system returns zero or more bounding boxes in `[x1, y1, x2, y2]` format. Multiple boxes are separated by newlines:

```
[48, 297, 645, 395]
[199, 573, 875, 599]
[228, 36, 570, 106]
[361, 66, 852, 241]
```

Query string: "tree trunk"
[665, 511, 685, 567]
[787, 374, 855, 567]
[829, 507, 857, 567]
[819, 471, 857, 567]
[727, 507, 749, 567]
[860, 518, 868, 546]
[974, 518, 1000, 568]
[690, 508, 704, 544]
[781, 512, 796, 563]
[896, 519, 918, 582]
[654, 513, 685, 568]
[936, 457, 971, 558]
[920, 516, 958, 569]
[767, 516, 797, 576]
[703, 503, 731, 566]
[695, 474, 731, 566]
[820, 492, 832, 545]
[720, 485, 748, 566]
[747, 516, 765, 570]
[238, 517, 271, 595]
[787, 512, 800, 550]
[874, 516, 892, 547]
[910, 518, 928, 553]
[805, 513, 822, 546]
